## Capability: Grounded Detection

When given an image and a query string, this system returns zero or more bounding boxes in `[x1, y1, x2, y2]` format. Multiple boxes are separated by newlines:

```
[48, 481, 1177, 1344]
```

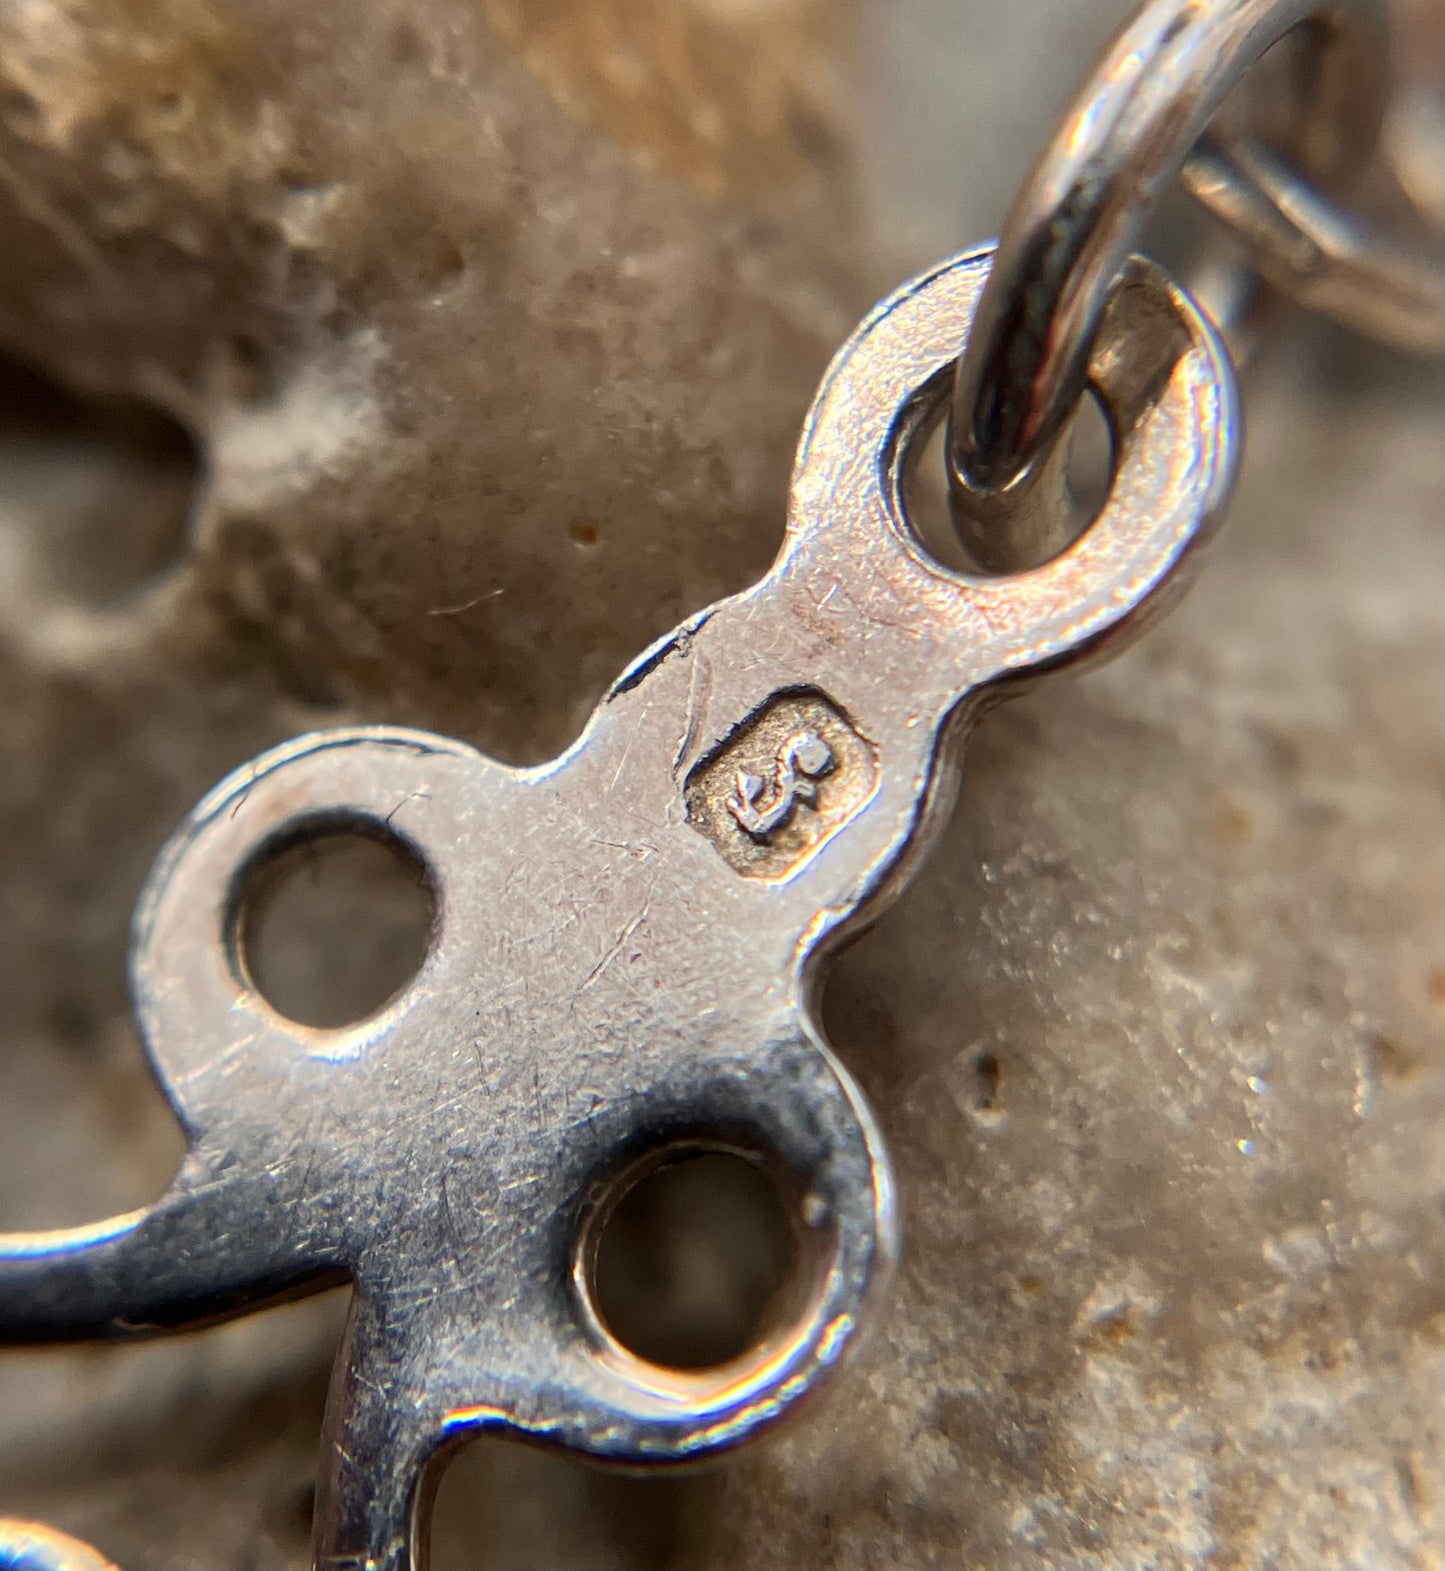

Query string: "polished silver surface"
[946, 0, 1388, 569]
[0, 249, 1238, 1571]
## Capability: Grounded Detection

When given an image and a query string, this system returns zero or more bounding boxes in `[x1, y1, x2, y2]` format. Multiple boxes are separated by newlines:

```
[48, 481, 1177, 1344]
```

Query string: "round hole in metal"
[901, 379, 1115, 575]
[234, 823, 434, 1029]
[589, 1149, 800, 1371]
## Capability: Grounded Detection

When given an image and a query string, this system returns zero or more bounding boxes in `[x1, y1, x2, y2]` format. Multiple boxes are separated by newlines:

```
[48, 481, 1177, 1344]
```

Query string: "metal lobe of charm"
[0, 248, 1238, 1569]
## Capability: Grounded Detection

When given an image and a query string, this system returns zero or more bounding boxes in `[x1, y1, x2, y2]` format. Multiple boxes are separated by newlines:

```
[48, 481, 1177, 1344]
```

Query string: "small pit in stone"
[957, 1044, 1006, 1124]
[233, 824, 435, 1029]
[970, 1049, 1003, 1111]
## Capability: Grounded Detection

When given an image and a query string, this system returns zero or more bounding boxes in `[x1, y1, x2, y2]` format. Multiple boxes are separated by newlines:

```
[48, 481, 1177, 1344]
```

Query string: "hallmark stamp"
[727, 730, 835, 840]
[686, 691, 877, 878]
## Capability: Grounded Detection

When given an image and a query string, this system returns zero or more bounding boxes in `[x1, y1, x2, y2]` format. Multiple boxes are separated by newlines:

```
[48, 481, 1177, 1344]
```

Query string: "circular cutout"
[588, 1150, 800, 1371]
[234, 824, 434, 1029]
[902, 382, 1114, 575]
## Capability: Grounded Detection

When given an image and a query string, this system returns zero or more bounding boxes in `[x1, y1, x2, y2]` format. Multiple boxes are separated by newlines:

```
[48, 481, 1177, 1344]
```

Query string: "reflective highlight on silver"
[947, 0, 1389, 567]
[0, 1521, 117, 1571]
[0, 249, 1239, 1571]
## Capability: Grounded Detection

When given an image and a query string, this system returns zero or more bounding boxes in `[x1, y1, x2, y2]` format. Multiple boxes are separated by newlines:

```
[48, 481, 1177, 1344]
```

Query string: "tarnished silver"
[0, 248, 1238, 1570]
[947, 0, 1390, 569]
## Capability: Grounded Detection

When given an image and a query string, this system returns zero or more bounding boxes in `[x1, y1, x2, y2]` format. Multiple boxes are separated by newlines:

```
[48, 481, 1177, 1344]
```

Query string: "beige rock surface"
[1, 1, 1441, 1568]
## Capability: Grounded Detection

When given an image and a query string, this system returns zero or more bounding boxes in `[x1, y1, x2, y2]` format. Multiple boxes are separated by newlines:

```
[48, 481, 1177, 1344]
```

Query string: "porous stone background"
[1, 1, 1440, 1567]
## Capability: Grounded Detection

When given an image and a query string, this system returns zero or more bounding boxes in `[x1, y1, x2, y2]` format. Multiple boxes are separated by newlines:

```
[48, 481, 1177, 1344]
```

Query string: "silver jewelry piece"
[5, 0, 1436, 1565]
[0, 250, 1238, 1570]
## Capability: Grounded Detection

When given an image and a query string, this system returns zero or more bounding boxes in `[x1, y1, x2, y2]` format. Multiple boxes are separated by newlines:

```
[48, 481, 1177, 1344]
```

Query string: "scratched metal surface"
[0, 250, 1236, 1568]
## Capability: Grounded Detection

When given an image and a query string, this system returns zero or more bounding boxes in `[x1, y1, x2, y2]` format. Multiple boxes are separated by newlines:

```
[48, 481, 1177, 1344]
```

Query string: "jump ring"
[1187, 0, 1444, 353]
[948, 0, 1391, 571]
[1183, 126, 1445, 354]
